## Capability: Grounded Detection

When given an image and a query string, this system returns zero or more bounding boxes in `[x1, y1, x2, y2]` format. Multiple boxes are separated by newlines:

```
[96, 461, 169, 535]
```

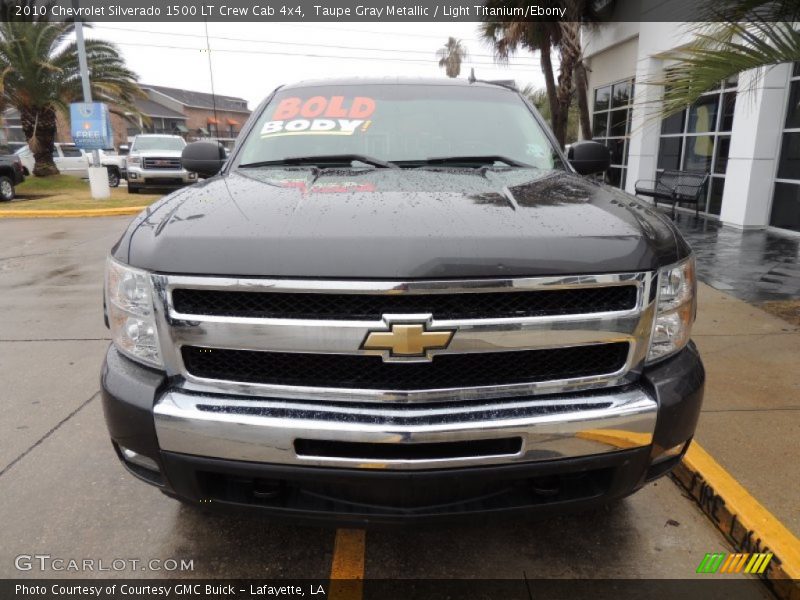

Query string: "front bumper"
[126, 166, 195, 185]
[101, 343, 704, 524]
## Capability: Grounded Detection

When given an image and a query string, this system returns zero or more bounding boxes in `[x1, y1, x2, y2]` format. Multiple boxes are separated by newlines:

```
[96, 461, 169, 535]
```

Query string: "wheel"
[0, 175, 15, 201]
[107, 168, 120, 188]
[127, 185, 139, 194]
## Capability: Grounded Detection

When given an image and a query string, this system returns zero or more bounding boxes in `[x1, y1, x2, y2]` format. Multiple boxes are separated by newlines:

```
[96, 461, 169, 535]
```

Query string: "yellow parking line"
[0, 207, 144, 218]
[328, 528, 365, 600]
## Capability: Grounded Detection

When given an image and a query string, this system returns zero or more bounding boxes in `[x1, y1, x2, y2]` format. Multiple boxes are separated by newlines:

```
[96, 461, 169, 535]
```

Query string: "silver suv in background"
[126, 134, 196, 194]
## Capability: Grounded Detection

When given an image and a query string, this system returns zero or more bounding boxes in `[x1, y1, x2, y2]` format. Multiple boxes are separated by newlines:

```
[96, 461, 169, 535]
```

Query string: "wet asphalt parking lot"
[0, 216, 770, 593]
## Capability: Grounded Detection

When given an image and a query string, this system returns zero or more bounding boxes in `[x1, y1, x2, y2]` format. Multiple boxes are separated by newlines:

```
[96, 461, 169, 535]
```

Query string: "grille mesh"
[143, 157, 181, 170]
[181, 343, 630, 390]
[172, 286, 637, 320]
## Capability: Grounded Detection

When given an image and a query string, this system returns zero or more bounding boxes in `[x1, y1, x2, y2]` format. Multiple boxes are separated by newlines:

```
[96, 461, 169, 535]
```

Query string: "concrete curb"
[0, 207, 144, 218]
[579, 430, 800, 598]
[672, 444, 800, 600]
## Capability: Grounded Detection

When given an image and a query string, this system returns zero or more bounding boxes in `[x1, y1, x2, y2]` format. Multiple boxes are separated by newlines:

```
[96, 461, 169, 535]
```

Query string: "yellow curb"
[0, 207, 145, 218]
[675, 444, 800, 600]
[579, 429, 800, 599]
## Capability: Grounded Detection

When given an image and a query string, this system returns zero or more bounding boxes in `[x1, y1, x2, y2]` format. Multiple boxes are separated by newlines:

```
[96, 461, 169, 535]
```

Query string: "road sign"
[70, 102, 113, 150]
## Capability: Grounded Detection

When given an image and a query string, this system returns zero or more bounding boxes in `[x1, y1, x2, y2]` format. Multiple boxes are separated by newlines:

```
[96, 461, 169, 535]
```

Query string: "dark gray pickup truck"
[101, 78, 703, 525]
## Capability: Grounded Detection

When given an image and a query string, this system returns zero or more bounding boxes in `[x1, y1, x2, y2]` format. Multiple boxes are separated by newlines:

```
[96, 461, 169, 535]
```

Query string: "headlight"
[647, 256, 696, 363]
[127, 155, 141, 166]
[105, 257, 163, 368]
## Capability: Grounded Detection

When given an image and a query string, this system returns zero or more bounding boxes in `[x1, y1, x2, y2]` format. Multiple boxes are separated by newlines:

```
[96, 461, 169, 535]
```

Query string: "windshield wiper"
[239, 154, 398, 169]
[418, 155, 532, 168]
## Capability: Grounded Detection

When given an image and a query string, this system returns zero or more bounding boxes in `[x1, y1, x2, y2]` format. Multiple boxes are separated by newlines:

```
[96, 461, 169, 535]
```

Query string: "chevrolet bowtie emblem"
[361, 322, 455, 360]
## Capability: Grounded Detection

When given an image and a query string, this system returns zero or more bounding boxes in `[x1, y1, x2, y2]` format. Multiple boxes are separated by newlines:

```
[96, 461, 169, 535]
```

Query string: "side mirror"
[567, 141, 611, 175]
[181, 141, 226, 178]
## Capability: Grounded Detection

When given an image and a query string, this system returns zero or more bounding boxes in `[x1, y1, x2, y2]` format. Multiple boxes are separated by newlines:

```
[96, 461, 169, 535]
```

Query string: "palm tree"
[652, 2, 800, 117]
[480, 15, 563, 141]
[480, 1, 596, 147]
[436, 37, 469, 78]
[521, 84, 579, 144]
[0, 4, 142, 176]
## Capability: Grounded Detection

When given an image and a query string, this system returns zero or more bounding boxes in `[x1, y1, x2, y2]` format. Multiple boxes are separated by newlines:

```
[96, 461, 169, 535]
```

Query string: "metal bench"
[634, 170, 709, 218]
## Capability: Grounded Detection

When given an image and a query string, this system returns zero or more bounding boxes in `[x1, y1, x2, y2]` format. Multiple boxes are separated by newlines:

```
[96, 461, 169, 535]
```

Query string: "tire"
[107, 168, 120, 188]
[127, 185, 139, 194]
[0, 175, 15, 201]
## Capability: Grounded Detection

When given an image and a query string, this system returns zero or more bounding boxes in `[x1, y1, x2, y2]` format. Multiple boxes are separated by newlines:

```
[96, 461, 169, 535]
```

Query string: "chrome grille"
[171, 286, 638, 320]
[143, 157, 181, 170]
[151, 273, 656, 403]
[181, 343, 630, 390]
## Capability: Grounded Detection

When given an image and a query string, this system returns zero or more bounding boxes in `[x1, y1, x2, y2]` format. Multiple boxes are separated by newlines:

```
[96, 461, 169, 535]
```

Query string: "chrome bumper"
[154, 387, 657, 470]
[127, 167, 194, 182]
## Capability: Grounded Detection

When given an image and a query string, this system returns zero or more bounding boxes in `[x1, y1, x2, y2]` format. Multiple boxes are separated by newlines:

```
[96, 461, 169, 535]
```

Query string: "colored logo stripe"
[697, 552, 773, 575]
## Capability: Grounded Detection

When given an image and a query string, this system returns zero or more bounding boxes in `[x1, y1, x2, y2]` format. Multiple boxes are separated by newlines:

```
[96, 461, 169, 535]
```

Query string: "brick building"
[130, 85, 251, 147]
[2, 84, 251, 150]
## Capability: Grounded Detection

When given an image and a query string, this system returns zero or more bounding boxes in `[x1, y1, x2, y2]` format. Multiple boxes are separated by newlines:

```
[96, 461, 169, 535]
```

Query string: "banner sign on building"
[70, 102, 113, 150]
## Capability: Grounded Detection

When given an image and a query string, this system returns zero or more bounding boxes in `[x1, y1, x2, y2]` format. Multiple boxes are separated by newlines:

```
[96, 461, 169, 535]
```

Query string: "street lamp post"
[73, 13, 110, 199]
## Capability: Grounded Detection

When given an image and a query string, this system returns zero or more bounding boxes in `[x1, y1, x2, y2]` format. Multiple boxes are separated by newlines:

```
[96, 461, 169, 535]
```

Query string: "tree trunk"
[575, 60, 592, 140]
[538, 38, 561, 144]
[554, 21, 582, 149]
[20, 106, 59, 177]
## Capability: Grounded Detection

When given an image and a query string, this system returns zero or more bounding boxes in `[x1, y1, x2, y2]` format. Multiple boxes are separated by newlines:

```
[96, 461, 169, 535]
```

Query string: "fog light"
[189, 172, 197, 179]
[129, 173, 138, 180]
[120, 446, 160, 472]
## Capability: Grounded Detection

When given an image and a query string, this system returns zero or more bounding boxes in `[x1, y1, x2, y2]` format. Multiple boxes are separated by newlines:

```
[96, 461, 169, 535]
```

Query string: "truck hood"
[118, 167, 689, 278]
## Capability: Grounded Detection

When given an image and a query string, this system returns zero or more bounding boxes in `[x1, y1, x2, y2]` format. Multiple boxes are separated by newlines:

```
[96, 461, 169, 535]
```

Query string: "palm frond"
[650, 21, 800, 118]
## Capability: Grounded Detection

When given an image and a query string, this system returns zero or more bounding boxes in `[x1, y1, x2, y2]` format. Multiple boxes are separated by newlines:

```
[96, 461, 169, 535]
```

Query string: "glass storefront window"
[684, 135, 715, 172]
[784, 80, 800, 129]
[714, 136, 731, 174]
[777, 132, 800, 180]
[770, 182, 800, 231]
[687, 95, 719, 133]
[592, 78, 634, 189]
[661, 110, 685, 135]
[655, 78, 737, 215]
[657, 137, 681, 170]
[707, 177, 725, 216]
[771, 63, 800, 231]
[594, 86, 611, 112]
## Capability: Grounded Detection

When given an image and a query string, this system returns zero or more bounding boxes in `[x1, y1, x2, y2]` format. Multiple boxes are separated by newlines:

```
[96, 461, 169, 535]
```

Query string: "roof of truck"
[281, 77, 517, 91]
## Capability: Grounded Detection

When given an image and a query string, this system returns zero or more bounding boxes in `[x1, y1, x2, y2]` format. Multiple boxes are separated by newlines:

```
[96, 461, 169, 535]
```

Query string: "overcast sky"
[85, 22, 547, 108]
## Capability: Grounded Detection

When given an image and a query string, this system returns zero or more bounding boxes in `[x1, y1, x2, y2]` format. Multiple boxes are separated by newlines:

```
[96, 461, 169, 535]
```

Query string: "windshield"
[131, 136, 186, 152]
[236, 84, 560, 169]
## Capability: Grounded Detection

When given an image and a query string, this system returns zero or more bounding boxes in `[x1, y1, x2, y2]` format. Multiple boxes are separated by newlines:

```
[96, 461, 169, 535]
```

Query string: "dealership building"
[584, 19, 800, 233]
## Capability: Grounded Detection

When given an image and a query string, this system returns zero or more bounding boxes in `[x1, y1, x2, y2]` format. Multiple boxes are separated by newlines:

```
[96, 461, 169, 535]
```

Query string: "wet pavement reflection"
[671, 213, 800, 303]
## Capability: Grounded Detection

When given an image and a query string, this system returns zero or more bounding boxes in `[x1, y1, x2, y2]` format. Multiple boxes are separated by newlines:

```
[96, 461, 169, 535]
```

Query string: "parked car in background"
[13, 142, 88, 178]
[53, 143, 90, 178]
[125, 134, 196, 193]
[98, 148, 125, 187]
[11, 143, 34, 176]
[0, 145, 26, 201]
[13, 142, 123, 186]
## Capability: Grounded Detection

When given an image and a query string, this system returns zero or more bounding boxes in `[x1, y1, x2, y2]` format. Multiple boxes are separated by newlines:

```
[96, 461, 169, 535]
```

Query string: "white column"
[719, 63, 791, 228]
[625, 56, 663, 196]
